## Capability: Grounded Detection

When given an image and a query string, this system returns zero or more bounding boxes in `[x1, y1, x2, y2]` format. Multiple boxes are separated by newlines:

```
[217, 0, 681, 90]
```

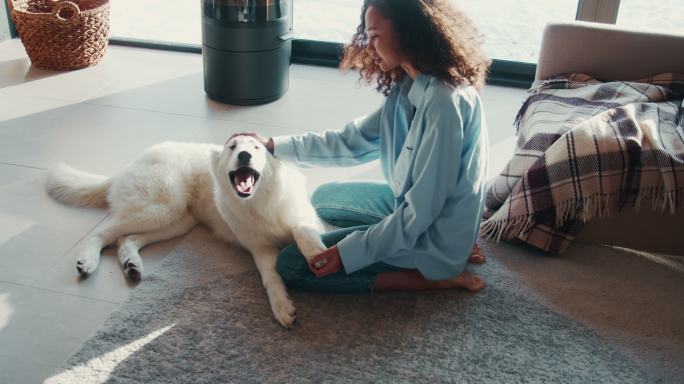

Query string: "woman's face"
[364, 6, 403, 72]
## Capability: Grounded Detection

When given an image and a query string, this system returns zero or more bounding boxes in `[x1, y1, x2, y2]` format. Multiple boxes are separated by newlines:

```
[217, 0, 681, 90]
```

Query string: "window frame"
[576, 0, 620, 24]
[3, 0, 16, 38]
[5, 0, 623, 88]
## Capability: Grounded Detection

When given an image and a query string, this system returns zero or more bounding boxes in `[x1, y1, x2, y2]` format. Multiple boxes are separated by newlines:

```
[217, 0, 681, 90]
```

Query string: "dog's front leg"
[252, 247, 297, 328]
[292, 225, 327, 263]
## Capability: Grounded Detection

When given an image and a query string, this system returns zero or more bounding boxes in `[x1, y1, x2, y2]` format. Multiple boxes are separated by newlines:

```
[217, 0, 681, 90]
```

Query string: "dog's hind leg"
[76, 210, 186, 277]
[251, 247, 297, 328]
[116, 214, 197, 280]
[76, 215, 150, 276]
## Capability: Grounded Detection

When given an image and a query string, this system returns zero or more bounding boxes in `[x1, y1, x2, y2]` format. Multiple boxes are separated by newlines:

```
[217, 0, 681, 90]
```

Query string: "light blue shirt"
[272, 73, 488, 280]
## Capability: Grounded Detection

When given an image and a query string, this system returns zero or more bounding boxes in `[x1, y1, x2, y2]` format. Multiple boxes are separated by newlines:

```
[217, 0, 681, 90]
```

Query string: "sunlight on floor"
[0, 293, 13, 331]
[0, 94, 71, 123]
[0, 213, 36, 246]
[487, 136, 517, 180]
[44, 324, 175, 384]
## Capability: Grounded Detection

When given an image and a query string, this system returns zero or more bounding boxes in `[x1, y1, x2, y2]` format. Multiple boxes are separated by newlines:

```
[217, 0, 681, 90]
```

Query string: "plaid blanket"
[480, 73, 684, 253]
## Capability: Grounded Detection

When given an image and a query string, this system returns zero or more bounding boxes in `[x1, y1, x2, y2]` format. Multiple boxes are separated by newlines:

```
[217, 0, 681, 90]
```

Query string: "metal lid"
[202, 0, 290, 23]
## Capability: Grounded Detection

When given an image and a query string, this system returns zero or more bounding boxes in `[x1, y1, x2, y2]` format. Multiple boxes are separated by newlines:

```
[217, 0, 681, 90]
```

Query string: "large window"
[615, 0, 684, 36]
[294, 0, 362, 43]
[455, 1, 578, 63]
[110, 0, 200, 45]
[11, 1, 684, 65]
[110, 0, 578, 64]
[293, 0, 579, 64]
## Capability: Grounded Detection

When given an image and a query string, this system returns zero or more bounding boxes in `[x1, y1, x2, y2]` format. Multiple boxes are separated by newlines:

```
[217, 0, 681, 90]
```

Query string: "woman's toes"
[455, 272, 486, 292]
[468, 245, 486, 264]
[465, 275, 486, 292]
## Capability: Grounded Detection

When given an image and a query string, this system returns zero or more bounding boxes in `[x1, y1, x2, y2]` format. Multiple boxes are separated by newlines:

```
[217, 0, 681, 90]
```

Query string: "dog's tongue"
[234, 169, 255, 194]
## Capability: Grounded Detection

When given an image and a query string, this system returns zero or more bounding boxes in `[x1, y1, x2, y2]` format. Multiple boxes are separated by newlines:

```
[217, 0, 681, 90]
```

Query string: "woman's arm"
[270, 104, 384, 167]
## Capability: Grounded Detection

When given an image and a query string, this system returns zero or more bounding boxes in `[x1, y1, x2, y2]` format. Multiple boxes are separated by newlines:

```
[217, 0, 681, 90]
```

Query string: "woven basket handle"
[50, 1, 81, 23]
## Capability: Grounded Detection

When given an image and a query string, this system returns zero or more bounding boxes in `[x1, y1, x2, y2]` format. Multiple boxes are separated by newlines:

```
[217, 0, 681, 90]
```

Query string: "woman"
[236, 0, 490, 293]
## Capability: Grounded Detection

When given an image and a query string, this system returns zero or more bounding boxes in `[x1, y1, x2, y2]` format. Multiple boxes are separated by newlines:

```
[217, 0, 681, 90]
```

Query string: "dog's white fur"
[46, 137, 327, 327]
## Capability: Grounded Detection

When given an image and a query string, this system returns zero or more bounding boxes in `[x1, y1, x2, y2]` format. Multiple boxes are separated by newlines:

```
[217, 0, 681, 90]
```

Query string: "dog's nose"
[237, 151, 252, 164]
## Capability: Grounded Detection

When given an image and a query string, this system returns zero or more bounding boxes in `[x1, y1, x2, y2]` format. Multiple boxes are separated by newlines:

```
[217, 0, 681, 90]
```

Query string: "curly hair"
[340, 0, 491, 95]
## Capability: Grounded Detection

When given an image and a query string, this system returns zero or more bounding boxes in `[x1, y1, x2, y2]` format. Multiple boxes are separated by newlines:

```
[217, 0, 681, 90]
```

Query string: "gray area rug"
[46, 228, 661, 383]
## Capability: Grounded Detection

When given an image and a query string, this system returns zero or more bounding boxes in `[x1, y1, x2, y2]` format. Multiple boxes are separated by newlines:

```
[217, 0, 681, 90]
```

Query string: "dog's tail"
[46, 163, 111, 208]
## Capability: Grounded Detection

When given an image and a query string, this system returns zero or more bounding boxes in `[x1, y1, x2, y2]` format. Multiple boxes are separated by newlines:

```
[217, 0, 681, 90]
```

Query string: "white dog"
[46, 136, 327, 328]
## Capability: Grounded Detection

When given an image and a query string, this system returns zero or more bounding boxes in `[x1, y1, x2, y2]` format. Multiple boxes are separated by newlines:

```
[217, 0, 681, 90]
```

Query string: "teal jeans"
[275, 181, 409, 293]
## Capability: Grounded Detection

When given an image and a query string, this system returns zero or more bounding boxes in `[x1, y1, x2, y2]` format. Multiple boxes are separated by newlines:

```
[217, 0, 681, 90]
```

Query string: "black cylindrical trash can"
[201, 0, 293, 105]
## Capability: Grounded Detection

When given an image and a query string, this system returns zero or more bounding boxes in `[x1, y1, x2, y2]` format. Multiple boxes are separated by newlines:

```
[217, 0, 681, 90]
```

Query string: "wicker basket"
[7, 0, 110, 70]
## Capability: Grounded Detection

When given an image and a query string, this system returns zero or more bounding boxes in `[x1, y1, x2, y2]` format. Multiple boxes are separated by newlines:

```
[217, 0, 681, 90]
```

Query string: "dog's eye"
[229, 144, 236, 150]
[255, 146, 259, 149]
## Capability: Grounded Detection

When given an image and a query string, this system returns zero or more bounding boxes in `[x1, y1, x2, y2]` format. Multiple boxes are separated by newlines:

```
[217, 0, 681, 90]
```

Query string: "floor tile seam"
[189, 115, 313, 138]
[1, 60, 138, 103]
[80, 100, 221, 123]
[0, 68, 359, 102]
[0, 162, 47, 171]
[0, 94, 217, 125]
[289, 73, 366, 86]
[0, 89, 78, 104]
[0, 68, 160, 105]
[77, 100, 312, 134]
[48, 99, 239, 134]
[80, 76, 129, 102]
[0, 278, 123, 305]
[28, 214, 111, 287]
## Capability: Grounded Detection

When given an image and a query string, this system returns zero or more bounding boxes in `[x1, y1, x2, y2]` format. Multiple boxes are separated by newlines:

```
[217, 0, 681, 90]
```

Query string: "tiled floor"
[0, 39, 532, 383]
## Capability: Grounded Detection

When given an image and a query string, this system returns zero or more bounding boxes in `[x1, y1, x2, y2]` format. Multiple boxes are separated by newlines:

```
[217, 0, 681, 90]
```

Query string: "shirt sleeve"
[271, 104, 383, 167]
[336, 94, 483, 280]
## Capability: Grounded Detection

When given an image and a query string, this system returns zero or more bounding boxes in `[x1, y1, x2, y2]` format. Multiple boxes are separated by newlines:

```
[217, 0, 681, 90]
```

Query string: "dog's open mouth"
[229, 167, 260, 198]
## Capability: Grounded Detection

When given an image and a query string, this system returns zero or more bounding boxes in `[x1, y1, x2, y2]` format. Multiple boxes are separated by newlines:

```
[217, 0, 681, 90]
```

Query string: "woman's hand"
[309, 245, 342, 278]
[226, 132, 274, 154]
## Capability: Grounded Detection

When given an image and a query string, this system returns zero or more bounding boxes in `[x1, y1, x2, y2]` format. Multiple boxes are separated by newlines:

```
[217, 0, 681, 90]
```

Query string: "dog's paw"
[298, 238, 327, 263]
[293, 226, 327, 262]
[272, 297, 297, 329]
[123, 259, 143, 281]
[76, 257, 98, 276]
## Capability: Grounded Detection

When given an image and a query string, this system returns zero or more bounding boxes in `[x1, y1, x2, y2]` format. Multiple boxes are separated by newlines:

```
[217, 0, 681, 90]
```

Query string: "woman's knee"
[312, 183, 350, 226]
[312, 182, 390, 226]
[311, 182, 338, 210]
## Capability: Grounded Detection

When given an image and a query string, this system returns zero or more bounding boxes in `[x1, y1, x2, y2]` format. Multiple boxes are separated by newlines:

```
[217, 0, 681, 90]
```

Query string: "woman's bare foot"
[468, 244, 486, 264]
[429, 271, 486, 292]
[374, 270, 485, 292]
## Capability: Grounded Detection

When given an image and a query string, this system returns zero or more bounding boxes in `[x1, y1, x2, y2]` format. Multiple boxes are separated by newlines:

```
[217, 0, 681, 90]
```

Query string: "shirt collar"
[407, 72, 430, 107]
